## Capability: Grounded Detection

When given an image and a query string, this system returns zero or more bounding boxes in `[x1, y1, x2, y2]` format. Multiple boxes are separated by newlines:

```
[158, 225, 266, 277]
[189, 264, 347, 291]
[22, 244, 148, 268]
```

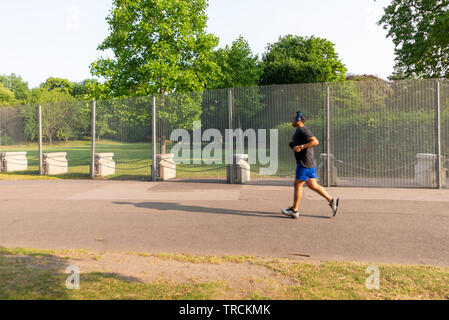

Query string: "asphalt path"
[0, 179, 448, 266]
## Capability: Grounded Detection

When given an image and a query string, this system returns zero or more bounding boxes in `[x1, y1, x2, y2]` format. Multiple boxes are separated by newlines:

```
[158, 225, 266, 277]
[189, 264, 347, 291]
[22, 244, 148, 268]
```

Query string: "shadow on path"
[299, 213, 331, 220]
[114, 201, 288, 219]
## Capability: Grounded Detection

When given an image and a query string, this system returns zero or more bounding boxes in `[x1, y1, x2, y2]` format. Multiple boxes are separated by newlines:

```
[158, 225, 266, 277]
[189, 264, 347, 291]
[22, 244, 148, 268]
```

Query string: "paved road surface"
[0, 179, 448, 266]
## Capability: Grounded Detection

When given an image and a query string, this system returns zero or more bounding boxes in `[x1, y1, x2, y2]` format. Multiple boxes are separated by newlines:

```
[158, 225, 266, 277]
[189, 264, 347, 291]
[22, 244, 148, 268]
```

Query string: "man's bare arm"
[293, 137, 319, 152]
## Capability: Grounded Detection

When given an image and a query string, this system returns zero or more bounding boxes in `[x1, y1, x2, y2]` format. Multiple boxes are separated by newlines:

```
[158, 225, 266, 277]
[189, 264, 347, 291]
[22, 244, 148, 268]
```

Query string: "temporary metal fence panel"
[439, 79, 449, 189]
[154, 84, 326, 183]
[0, 79, 447, 187]
[0, 102, 92, 177]
[94, 96, 153, 179]
[38, 99, 90, 177]
[330, 79, 438, 188]
[231, 84, 326, 183]
[156, 89, 229, 180]
[0, 105, 39, 175]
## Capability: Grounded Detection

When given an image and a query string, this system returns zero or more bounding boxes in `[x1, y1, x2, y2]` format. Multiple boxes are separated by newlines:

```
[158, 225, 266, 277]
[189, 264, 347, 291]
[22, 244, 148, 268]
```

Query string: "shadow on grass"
[0, 247, 141, 300]
[105, 174, 152, 181]
[0, 171, 153, 181]
[0, 171, 90, 180]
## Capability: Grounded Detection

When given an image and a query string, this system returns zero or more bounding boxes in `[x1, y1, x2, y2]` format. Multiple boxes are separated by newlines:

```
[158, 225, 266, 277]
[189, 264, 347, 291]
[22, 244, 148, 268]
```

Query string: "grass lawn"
[1, 140, 155, 180]
[0, 247, 448, 300]
[0, 140, 294, 180]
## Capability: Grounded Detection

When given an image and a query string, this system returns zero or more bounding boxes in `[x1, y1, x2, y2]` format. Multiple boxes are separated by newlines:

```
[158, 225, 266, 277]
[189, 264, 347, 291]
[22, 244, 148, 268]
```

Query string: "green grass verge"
[0, 247, 448, 300]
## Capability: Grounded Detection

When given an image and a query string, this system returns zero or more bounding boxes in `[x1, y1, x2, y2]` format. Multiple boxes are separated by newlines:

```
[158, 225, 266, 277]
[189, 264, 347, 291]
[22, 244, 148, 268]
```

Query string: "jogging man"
[281, 112, 339, 219]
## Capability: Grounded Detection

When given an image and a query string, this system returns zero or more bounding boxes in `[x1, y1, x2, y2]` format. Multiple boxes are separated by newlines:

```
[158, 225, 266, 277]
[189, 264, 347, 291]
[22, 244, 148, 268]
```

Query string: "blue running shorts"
[295, 162, 318, 181]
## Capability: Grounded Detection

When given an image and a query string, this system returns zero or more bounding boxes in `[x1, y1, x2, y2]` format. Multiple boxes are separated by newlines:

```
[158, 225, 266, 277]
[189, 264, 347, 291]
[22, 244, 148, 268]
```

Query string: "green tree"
[22, 88, 87, 144]
[378, 0, 449, 78]
[91, 0, 220, 152]
[90, 0, 220, 97]
[40, 77, 75, 94]
[72, 79, 101, 100]
[260, 35, 347, 85]
[208, 36, 262, 89]
[0, 74, 30, 103]
[345, 74, 387, 82]
[0, 83, 17, 106]
[344, 74, 392, 112]
[39, 77, 104, 101]
[95, 97, 150, 142]
[206, 36, 265, 130]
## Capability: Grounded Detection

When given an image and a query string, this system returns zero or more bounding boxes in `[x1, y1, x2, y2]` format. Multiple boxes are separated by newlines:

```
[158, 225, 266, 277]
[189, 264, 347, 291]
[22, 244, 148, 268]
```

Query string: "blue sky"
[0, 0, 394, 88]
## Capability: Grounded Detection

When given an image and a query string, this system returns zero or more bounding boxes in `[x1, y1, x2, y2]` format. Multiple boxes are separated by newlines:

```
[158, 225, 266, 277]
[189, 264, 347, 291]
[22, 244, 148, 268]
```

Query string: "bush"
[0, 134, 13, 146]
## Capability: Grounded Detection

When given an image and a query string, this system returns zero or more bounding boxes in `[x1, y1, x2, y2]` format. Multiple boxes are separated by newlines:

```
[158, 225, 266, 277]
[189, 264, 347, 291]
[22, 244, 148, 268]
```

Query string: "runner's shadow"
[114, 201, 286, 219]
[299, 214, 331, 219]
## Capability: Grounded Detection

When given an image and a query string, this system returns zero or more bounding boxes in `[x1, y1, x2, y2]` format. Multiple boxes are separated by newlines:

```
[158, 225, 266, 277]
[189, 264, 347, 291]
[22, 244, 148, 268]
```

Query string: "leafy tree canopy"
[40, 77, 74, 94]
[90, 0, 220, 97]
[30, 86, 75, 104]
[208, 36, 262, 89]
[378, 0, 449, 79]
[259, 35, 347, 85]
[346, 74, 388, 82]
[23, 87, 87, 144]
[72, 78, 101, 100]
[0, 73, 30, 104]
[36, 77, 106, 101]
[0, 83, 18, 106]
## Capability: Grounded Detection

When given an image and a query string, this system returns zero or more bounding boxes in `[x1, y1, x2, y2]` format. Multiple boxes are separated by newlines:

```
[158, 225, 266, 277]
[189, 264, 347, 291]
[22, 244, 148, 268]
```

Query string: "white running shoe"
[281, 207, 299, 219]
[329, 197, 340, 217]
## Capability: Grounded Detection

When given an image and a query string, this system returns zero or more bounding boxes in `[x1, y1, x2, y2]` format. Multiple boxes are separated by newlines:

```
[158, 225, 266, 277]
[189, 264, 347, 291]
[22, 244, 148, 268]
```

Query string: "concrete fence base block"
[43, 152, 68, 175]
[95, 153, 115, 177]
[227, 154, 250, 184]
[157, 153, 176, 180]
[414, 153, 447, 188]
[0, 152, 28, 172]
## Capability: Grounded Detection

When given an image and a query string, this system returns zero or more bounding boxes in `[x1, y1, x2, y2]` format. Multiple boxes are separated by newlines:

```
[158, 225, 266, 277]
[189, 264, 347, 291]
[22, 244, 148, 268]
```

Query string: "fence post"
[436, 81, 442, 189]
[90, 100, 96, 178]
[38, 104, 43, 175]
[326, 84, 331, 187]
[228, 88, 234, 184]
[152, 96, 157, 181]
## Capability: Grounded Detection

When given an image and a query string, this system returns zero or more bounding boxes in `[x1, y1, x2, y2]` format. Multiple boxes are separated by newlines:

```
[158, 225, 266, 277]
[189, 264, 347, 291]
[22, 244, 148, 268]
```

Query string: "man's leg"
[306, 178, 340, 216]
[281, 164, 307, 218]
[282, 179, 305, 218]
[305, 178, 332, 202]
[292, 179, 306, 211]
